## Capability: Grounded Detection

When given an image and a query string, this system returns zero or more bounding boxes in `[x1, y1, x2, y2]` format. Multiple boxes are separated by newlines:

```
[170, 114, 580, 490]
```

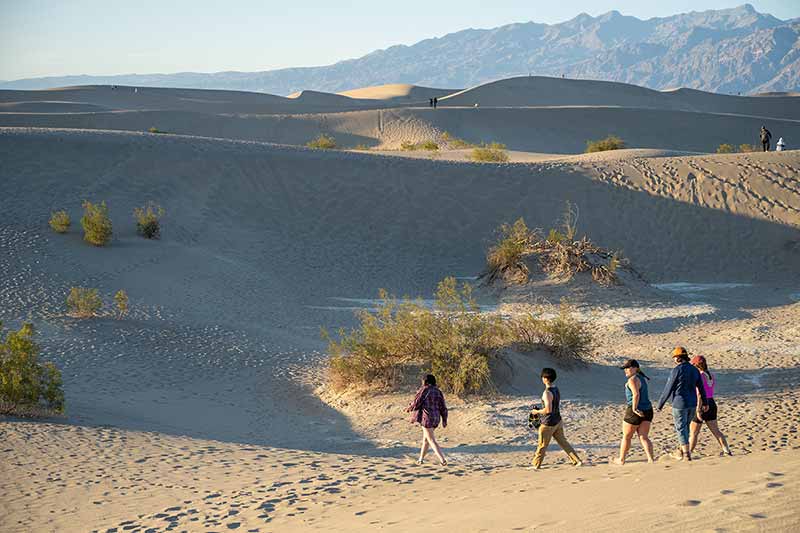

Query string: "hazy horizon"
[1, 1, 798, 81]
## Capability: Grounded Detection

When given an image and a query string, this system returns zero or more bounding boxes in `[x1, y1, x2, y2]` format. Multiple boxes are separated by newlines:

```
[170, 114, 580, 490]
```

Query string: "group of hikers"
[407, 346, 731, 468]
[428, 97, 439, 108]
[760, 125, 786, 152]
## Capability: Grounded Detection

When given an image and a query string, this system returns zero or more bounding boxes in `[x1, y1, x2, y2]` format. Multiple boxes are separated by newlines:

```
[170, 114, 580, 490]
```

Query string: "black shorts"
[623, 406, 654, 425]
[693, 398, 718, 423]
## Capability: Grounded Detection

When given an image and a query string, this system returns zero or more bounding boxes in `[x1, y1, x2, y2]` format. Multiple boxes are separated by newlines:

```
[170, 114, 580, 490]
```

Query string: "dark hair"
[541, 368, 557, 382]
[635, 368, 650, 380]
[424, 374, 436, 386]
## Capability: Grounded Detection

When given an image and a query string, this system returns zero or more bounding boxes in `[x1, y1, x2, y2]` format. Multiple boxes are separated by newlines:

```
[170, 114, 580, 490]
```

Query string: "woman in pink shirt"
[406, 374, 448, 466]
[689, 355, 732, 456]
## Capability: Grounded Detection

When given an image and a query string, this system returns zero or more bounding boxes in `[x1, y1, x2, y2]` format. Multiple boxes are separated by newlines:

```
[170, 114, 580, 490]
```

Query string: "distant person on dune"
[610, 359, 655, 465]
[776, 137, 785, 151]
[657, 347, 708, 461]
[760, 126, 772, 152]
[406, 374, 448, 466]
[689, 355, 732, 457]
[529, 368, 583, 469]
[429, 98, 434, 108]
[433, 97, 438, 109]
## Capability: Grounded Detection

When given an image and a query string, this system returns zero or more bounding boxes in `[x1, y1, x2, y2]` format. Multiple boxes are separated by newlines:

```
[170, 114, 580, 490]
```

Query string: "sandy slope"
[338, 83, 459, 103]
[1, 77, 800, 532]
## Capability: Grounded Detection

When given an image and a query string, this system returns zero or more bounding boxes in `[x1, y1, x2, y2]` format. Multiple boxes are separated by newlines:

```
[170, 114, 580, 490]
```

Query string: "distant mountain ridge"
[3, 4, 798, 95]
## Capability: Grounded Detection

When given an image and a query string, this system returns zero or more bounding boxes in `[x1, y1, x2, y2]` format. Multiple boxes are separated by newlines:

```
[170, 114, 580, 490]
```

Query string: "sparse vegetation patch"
[134, 201, 165, 239]
[482, 202, 631, 286]
[441, 132, 473, 149]
[114, 290, 129, 319]
[49, 210, 71, 233]
[0, 322, 65, 416]
[470, 142, 510, 162]
[306, 134, 337, 149]
[66, 287, 103, 318]
[716, 143, 735, 154]
[586, 135, 626, 153]
[148, 127, 168, 134]
[80, 200, 112, 246]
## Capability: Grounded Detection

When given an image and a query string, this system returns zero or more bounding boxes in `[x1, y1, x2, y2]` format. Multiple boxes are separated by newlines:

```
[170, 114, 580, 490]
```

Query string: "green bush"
[49, 210, 71, 233]
[0, 322, 64, 415]
[133, 201, 165, 239]
[508, 302, 592, 363]
[306, 134, 337, 149]
[586, 135, 626, 153]
[80, 200, 112, 246]
[441, 132, 473, 149]
[325, 278, 507, 395]
[401, 140, 440, 151]
[66, 287, 102, 318]
[738, 143, 758, 153]
[352, 144, 371, 151]
[485, 218, 538, 284]
[114, 290, 129, 319]
[420, 140, 439, 151]
[716, 143, 735, 154]
[400, 140, 418, 151]
[148, 127, 167, 134]
[470, 142, 510, 162]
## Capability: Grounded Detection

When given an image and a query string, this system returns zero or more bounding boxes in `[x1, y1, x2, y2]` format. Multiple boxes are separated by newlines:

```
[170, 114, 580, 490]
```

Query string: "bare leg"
[418, 431, 430, 463]
[689, 420, 703, 454]
[637, 421, 655, 463]
[706, 420, 731, 455]
[422, 427, 447, 465]
[616, 421, 637, 465]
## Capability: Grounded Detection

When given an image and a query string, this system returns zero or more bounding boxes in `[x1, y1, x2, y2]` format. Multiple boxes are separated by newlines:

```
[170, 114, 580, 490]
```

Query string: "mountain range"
[2, 4, 798, 95]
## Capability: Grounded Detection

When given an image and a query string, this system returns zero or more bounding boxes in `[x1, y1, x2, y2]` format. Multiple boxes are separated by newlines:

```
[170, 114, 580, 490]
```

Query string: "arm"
[439, 391, 448, 428]
[657, 368, 678, 411]
[530, 390, 552, 415]
[629, 376, 642, 415]
[406, 387, 425, 413]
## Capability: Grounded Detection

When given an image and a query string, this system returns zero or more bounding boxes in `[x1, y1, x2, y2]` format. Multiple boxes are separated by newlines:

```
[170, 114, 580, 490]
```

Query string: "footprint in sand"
[680, 500, 702, 507]
[766, 482, 783, 488]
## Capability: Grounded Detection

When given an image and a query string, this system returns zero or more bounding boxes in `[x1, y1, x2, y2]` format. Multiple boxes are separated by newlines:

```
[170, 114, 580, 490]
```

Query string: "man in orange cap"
[657, 347, 708, 461]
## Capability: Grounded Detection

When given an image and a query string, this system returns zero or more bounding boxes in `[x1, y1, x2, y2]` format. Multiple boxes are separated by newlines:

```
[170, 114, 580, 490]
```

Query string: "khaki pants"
[532, 421, 580, 468]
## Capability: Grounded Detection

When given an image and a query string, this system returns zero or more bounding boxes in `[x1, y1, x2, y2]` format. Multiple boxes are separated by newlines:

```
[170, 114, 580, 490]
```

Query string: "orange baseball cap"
[672, 346, 689, 358]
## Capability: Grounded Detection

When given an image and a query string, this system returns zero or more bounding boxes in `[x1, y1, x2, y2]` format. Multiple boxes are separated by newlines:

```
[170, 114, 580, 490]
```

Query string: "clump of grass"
[441, 132, 473, 149]
[306, 134, 337, 149]
[470, 142, 510, 162]
[66, 287, 103, 318]
[716, 143, 735, 154]
[401, 140, 440, 151]
[114, 290, 129, 319]
[507, 302, 593, 363]
[325, 278, 507, 395]
[80, 200, 112, 246]
[482, 202, 630, 286]
[133, 201, 165, 239]
[352, 144, 371, 151]
[738, 144, 759, 153]
[49, 210, 71, 233]
[148, 127, 167, 134]
[0, 322, 64, 416]
[586, 135, 625, 153]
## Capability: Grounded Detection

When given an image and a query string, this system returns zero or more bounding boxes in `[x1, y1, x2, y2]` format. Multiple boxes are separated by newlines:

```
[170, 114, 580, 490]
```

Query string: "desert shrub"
[352, 144, 371, 151]
[508, 303, 592, 363]
[0, 322, 65, 415]
[114, 290, 129, 319]
[738, 143, 758, 153]
[66, 287, 102, 318]
[420, 140, 439, 151]
[470, 142, 510, 163]
[306, 134, 336, 149]
[716, 143, 735, 154]
[49, 210, 71, 233]
[325, 278, 506, 395]
[441, 132, 473, 149]
[400, 140, 418, 151]
[80, 200, 112, 246]
[148, 127, 167, 134]
[485, 218, 538, 284]
[133, 201, 165, 239]
[586, 135, 626, 153]
[482, 205, 630, 287]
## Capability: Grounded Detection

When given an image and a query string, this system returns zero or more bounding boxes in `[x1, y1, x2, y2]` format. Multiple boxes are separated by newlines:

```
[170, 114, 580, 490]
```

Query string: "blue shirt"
[657, 361, 708, 410]
[625, 374, 652, 411]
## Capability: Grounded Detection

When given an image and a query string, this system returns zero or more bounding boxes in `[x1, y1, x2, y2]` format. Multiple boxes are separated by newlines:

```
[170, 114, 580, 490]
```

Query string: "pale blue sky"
[1, 1, 797, 80]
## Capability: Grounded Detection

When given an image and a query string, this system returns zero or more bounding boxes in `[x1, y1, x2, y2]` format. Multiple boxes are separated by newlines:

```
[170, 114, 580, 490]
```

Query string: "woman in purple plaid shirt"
[406, 374, 448, 466]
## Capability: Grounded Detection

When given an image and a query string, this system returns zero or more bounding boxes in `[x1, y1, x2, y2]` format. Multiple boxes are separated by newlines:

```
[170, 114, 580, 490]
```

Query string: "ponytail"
[636, 368, 650, 381]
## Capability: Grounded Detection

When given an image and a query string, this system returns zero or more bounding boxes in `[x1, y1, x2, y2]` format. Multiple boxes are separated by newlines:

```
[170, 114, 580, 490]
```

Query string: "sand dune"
[339, 83, 458, 103]
[2, 75, 800, 532]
